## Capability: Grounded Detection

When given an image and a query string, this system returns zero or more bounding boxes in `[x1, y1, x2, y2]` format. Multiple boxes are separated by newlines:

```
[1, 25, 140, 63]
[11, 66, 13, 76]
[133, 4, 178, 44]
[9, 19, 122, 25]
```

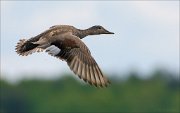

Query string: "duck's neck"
[78, 28, 96, 39]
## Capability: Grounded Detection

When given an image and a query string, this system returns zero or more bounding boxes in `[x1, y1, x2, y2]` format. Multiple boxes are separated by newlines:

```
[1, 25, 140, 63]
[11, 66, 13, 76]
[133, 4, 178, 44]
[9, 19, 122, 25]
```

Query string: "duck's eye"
[97, 26, 102, 29]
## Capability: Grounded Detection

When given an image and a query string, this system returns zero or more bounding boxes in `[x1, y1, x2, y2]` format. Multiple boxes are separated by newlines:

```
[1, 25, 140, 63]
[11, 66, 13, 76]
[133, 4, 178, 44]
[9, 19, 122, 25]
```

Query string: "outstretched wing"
[47, 34, 110, 87]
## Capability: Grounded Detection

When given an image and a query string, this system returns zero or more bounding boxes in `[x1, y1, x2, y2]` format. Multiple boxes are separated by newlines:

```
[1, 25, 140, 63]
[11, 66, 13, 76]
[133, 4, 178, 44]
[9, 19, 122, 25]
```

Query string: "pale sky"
[1, 1, 179, 83]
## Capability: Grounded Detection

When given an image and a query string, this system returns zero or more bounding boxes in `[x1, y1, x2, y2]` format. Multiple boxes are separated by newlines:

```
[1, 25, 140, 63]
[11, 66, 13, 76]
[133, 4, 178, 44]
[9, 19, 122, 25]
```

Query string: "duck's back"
[15, 25, 78, 56]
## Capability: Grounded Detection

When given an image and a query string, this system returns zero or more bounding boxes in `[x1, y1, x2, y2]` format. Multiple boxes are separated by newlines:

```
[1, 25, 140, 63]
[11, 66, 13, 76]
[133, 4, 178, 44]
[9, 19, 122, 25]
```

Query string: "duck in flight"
[15, 25, 114, 87]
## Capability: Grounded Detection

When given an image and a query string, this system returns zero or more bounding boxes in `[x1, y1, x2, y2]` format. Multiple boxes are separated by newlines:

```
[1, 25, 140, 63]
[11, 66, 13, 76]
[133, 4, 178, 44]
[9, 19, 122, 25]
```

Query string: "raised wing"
[47, 34, 110, 87]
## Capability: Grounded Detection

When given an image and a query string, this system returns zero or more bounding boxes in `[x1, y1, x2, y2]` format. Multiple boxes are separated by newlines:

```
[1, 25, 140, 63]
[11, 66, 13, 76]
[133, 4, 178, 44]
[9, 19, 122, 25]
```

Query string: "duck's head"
[88, 25, 114, 35]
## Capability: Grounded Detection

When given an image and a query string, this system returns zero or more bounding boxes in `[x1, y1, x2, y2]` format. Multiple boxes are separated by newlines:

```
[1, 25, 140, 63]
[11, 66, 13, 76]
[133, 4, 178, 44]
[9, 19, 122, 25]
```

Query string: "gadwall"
[15, 25, 114, 87]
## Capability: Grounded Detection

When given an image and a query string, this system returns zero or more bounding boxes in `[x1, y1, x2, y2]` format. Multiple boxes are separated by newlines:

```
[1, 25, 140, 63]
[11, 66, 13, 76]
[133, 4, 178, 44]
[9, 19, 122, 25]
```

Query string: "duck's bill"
[104, 30, 114, 34]
[107, 32, 114, 34]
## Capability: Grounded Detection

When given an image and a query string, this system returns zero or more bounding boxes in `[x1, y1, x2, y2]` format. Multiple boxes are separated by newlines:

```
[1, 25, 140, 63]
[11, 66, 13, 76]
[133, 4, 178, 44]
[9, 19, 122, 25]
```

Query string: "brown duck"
[15, 25, 114, 87]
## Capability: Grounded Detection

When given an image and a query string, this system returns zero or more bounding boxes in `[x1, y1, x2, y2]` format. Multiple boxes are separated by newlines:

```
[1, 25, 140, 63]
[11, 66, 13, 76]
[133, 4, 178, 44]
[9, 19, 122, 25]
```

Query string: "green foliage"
[0, 72, 179, 113]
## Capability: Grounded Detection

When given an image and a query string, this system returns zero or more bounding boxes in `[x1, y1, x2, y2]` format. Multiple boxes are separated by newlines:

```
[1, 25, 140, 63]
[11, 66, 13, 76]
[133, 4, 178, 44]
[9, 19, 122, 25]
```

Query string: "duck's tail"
[15, 39, 43, 56]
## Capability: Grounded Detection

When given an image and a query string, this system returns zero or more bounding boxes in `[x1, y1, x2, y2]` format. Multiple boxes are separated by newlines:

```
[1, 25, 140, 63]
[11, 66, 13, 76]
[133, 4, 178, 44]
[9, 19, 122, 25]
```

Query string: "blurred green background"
[1, 70, 179, 113]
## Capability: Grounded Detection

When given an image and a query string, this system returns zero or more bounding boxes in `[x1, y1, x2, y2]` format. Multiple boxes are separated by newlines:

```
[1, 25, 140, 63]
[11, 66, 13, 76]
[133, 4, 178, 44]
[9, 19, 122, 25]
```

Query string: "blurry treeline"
[0, 70, 179, 113]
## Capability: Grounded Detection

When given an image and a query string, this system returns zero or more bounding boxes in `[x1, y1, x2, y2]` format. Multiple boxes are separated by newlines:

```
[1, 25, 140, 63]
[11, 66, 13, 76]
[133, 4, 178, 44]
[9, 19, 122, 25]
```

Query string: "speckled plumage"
[15, 25, 114, 87]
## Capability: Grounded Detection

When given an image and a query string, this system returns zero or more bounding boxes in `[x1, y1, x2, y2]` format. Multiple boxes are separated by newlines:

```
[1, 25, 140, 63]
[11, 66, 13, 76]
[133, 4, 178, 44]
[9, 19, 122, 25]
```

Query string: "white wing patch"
[46, 45, 61, 56]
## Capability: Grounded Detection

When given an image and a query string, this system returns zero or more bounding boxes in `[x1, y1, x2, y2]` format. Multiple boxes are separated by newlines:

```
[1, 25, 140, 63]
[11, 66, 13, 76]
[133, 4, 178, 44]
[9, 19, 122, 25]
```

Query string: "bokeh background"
[1, 1, 179, 113]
